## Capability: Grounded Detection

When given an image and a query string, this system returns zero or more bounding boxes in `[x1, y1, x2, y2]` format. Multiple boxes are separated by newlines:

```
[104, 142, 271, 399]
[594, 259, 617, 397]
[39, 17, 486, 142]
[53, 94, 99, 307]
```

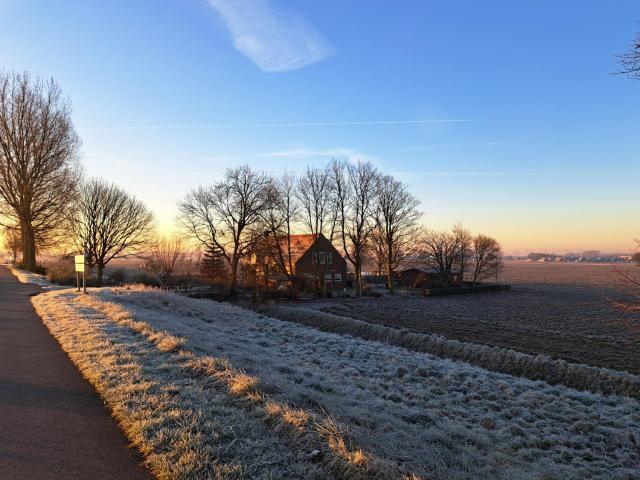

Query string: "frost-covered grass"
[32, 288, 410, 480]
[265, 306, 640, 399]
[8, 264, 57, 288]
[33, 286, 640, 480]
[316, 286, 640, 375]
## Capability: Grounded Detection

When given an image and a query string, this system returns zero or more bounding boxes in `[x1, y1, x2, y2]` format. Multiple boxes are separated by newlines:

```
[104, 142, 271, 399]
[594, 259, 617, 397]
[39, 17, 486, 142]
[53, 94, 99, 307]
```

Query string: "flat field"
[312, 262, 640, 374]
[500, 261, 637, 286]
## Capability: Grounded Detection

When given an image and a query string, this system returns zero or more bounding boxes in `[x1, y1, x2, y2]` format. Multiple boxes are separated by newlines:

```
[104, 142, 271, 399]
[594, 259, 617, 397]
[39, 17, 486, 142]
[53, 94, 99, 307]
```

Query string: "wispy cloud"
[113, 158, 137, 168]
[86, 153, 137, 169]
[207, 0, 331, 72]
[392, 170, 640, 177]
[399, 140, 516, 153]
[206, 146, 380, 166]
[82, 119, 473, 131]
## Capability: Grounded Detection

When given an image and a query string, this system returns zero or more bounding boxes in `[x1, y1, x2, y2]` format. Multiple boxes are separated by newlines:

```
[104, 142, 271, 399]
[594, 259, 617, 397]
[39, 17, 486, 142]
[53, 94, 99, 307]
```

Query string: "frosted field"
[313, 262, 640, 374]
[32, 285, 640, 480]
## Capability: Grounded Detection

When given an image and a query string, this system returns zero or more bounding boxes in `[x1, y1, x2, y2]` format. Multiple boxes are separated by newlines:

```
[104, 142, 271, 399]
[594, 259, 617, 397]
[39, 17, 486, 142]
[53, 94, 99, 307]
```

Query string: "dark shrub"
[108, 268, 126, 285]
[130, 272, 161, 287]
[45, 256, 77, 286]
[17, 262, 46, 275]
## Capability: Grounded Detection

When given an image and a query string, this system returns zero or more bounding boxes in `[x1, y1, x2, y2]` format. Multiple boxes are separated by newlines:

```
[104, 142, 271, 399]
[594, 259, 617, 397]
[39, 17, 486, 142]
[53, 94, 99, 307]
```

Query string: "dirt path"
[0, 266, 151, 479]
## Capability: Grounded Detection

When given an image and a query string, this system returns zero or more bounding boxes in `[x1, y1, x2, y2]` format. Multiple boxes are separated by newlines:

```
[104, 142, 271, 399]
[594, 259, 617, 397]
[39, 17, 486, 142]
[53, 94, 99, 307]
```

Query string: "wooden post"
[83, 244, 87, 294]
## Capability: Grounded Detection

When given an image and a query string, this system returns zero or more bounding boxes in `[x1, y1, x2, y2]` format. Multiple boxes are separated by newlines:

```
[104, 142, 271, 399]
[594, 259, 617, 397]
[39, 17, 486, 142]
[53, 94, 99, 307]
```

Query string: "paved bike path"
[0, 266, 151, 479]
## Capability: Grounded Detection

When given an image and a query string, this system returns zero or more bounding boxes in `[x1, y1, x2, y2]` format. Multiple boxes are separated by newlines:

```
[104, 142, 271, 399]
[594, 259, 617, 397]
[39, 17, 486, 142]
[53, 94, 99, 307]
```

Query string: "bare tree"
[331, 159, 378, 295]
[453, 223, 473, 281]
[70, 178, 155, 286]
[372, 174, 421, 293]
[296, 165, 337, 295]
[2, 224, 21, 264]
[617, 25, 640, 79]
[178, 165, 269, 296]
[421, 230, 461, 285]
[471, 234, 503, 284]
[369, 227, 386, 276]
[145, 235, 184, 283]
[297, 165, 336, 241]
[0, 72, 81, 270]
[613, 241, 640, 313]
[259, 172, 299, 285]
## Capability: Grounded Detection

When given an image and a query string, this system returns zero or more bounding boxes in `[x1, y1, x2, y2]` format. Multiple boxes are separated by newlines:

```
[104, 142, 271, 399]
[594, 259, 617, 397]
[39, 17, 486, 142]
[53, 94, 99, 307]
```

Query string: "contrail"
[81, 119, 473, 131]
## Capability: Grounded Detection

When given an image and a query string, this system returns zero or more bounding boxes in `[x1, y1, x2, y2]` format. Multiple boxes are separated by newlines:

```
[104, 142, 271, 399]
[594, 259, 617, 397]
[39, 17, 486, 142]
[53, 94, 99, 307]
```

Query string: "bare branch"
[177, 165, 270, 295]
[372, 174, 421, 293]
[0, 71, 81, 270]
[69, 178, 155, 285]
[616, 26, 640, 79]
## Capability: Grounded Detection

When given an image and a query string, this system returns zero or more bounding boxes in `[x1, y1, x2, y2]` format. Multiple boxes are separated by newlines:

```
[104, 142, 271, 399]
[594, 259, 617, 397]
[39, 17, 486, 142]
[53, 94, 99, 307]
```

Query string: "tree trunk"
[472, 265, 480, 285]
[96, 264, 105, 287]
[20, 220, 37, 271]
[386, 240, 395, 294]
[386, 260, 395, 295]
[229, 257, 239, 297]
[354, 257, 362, 296]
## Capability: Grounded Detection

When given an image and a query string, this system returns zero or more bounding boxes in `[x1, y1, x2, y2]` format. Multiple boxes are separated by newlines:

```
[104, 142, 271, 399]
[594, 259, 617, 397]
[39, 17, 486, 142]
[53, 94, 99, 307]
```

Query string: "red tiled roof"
[288, 234, 320, 263]
[252, 233, 327, 270]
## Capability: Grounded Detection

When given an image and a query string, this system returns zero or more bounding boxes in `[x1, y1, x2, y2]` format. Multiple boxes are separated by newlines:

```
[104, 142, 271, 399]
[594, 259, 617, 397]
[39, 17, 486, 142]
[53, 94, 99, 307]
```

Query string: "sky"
[1, 0, 639, 254]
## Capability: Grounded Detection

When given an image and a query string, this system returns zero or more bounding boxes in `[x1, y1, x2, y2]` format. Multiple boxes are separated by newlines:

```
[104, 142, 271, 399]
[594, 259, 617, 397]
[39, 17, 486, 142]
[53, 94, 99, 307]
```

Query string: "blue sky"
[1, 0, 639, 253]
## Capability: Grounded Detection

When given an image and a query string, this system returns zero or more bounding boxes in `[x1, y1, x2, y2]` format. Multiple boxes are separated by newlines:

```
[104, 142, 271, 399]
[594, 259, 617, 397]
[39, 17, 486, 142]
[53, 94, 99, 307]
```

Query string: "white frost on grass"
[33, 288, 408, 480]
[32, 289, 333, 479]
[266, 306, 640, 398]
[77, 286, 640, 480]
[8, 265, 58, 289]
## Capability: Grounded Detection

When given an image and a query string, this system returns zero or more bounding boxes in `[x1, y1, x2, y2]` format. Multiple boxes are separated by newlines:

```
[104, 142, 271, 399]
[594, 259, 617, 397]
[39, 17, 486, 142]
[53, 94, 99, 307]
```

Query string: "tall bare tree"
[296, 165, 337, 295]
[178, 165, 269, 296]
[421, 230, 462, 284]
[372, 174, 421, 293]
[70, 178, 155, 286]
[145, 235, 184, 283]
[297, 165, 336, 241]
[617, 26, 640, 79]
[453, 223, 473, 281]
[612, 240, 640, 314]
[471, 234, 503, 284]
[259, 172, 299, 284]
[331, 159, 378, 295]
[0, 72, 80, 270]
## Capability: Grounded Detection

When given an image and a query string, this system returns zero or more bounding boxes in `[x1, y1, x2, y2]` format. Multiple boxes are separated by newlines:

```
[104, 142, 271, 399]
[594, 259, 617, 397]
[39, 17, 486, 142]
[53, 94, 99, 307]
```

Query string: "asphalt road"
[0, 266, 152, 479]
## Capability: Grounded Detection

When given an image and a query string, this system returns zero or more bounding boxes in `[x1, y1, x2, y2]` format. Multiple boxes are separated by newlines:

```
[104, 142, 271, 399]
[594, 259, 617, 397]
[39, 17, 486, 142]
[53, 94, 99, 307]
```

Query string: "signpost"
[75, 253, 86, 294]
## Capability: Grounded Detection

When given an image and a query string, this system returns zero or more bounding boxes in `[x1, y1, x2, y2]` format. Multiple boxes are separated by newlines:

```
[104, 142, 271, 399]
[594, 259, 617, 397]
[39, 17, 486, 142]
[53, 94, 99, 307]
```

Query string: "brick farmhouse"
[250, 233, 347, 293]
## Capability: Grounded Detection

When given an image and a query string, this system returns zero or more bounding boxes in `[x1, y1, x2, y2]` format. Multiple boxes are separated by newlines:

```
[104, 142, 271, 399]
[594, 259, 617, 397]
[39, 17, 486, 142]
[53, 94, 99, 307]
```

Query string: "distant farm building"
[397, 267, 462, 289]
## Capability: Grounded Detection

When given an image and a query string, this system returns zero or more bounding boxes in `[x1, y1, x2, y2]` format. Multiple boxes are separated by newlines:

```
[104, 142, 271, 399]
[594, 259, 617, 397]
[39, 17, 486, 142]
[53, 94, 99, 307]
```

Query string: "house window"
[319, 252, 325, 264]
[327, 252, 332, 264]
[334, 273, 341, 282]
